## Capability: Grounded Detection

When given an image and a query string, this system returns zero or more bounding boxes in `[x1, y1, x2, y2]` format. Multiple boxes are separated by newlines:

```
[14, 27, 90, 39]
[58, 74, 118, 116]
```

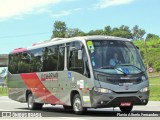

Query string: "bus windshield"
[87, 40, 145, 75]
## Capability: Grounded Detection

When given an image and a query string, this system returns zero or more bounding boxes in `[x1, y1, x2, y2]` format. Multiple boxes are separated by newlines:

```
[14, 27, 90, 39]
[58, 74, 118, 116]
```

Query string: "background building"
[0, 54, 8, 67]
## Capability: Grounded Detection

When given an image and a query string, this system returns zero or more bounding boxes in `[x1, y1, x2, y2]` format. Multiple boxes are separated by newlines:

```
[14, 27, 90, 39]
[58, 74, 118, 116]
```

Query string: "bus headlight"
[94, 87, 112, 94]
[140, 87, 149, 92]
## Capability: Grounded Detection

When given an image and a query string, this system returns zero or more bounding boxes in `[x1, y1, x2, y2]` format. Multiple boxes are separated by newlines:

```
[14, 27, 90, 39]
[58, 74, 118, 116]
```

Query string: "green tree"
[132, 25, 139, 40]
[138, 29, 146, 40]
[87, 29, 104, 35]
[51, 21, 67, 38]
[67, 28, 85, 37]
[134, 39, 160, 72]
[146, 33, 159, 41]
[119, 25, 130, 32]
[104, 25, 112, 35]
[111, 26, 133, 39]
[132, 25, 146, 40]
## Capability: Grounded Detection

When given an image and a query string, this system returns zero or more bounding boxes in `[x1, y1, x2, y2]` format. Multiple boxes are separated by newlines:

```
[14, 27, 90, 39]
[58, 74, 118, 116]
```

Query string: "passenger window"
[30, 48, 43, 72]
[42, 46, 58, 72]
[18, 52, 31, 73]
[8, 54, 19, 74]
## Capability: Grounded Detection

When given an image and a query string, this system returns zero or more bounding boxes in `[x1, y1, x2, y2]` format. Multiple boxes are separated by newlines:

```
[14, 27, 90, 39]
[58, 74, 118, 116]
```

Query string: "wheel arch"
[70, 90, 82, 106]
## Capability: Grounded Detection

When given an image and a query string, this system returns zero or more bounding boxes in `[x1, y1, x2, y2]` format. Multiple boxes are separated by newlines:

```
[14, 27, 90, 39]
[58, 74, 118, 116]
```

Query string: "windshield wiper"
[117, 64, 144, 74]
[97, 66, 127, 75]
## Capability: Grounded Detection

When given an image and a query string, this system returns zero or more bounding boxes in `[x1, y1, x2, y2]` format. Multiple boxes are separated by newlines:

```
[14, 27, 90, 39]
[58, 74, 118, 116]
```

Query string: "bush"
[133, 39, 160, 72]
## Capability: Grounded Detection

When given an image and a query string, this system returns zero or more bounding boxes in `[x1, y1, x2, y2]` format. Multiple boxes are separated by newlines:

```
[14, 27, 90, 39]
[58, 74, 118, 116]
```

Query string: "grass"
[149, 77, 160, 101]
[0, 87, 8, 96]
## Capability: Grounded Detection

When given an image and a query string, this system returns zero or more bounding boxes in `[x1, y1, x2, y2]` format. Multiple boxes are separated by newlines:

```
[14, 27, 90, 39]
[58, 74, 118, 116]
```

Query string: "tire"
[27, 93, 43, 110]
[119, 106, 133, 113]
[63, 105, 73, 110]
[73, 94, 87, 115]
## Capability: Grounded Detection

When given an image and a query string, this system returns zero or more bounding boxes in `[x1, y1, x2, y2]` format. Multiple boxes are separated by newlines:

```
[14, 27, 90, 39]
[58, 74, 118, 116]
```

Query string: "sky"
[0, 0, 159, 54]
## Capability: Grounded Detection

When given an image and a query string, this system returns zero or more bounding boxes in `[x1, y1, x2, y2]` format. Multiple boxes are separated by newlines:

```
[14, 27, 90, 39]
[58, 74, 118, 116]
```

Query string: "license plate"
[120, 102, 131, 106]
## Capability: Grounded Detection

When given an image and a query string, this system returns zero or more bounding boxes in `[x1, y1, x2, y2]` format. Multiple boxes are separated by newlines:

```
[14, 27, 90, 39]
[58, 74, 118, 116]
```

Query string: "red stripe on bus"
[12, 48, 27, 54]
[20, 73, 65, 105]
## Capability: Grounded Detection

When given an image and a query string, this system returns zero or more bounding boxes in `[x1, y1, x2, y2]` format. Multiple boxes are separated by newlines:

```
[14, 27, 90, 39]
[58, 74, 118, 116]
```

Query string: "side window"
[68, 41, 84, 74]
[18, 52, 31, 73]
[9, 52, 31, 74]
[58, 45, 65, 71]
[8, 54, 18, 74]
[42, 45, 58, 72]
[30, 48, 43, 72]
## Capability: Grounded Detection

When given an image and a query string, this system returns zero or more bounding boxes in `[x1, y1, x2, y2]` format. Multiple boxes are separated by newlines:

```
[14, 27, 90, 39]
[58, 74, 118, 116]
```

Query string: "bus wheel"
[27, 93, 43, 110]
[73, 94, 87, 115]
[119, 106, 133, 113]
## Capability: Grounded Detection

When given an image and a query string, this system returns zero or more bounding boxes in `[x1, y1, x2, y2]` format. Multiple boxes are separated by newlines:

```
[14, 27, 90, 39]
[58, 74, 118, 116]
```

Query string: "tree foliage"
[111, 25, 133, 39]
[87, 29, 104, 35]
[51, 21, 67, 38]
[146, 33, 160, 41]
[134, 39, 160, 72]
[51, 21, 149, 39]
[67, 28, 85, 37]
[132, 25, 146, 40]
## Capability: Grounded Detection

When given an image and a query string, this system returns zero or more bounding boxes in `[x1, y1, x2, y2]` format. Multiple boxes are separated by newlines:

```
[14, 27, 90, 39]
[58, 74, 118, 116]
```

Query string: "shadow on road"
[16, 106, 160, 117]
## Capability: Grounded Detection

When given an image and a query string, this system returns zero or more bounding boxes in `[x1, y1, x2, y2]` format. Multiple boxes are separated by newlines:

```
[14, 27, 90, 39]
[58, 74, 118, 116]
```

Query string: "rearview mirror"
[78, 50, 82, 60]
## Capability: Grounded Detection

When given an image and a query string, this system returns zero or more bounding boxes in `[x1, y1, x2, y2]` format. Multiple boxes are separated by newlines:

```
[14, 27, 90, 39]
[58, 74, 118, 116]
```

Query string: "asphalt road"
[0, 96, 160, 119]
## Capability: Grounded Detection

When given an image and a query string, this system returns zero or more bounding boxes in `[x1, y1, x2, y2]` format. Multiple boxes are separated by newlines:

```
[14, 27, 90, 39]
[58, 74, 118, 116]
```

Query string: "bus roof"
[83, 35, 131, 41]
[10, 35, 131, 54]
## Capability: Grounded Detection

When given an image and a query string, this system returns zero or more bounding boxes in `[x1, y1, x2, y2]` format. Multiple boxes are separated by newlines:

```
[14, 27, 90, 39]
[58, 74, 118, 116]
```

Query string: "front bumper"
[90, 90, 149, 108]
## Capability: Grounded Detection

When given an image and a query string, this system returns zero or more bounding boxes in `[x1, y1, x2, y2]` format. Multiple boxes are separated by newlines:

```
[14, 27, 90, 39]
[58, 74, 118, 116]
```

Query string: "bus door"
[59, 41, 89, 105]
[57, 45, 70, 105]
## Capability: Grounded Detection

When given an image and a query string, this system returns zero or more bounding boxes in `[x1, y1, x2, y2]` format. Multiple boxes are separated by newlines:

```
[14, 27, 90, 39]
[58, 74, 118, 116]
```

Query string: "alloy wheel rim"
[74, 98, 81, 111]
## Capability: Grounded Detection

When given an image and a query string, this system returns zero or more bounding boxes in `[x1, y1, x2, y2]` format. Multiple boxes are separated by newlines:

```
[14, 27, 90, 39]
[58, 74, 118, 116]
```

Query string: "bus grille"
[97, 74, 142, 84]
